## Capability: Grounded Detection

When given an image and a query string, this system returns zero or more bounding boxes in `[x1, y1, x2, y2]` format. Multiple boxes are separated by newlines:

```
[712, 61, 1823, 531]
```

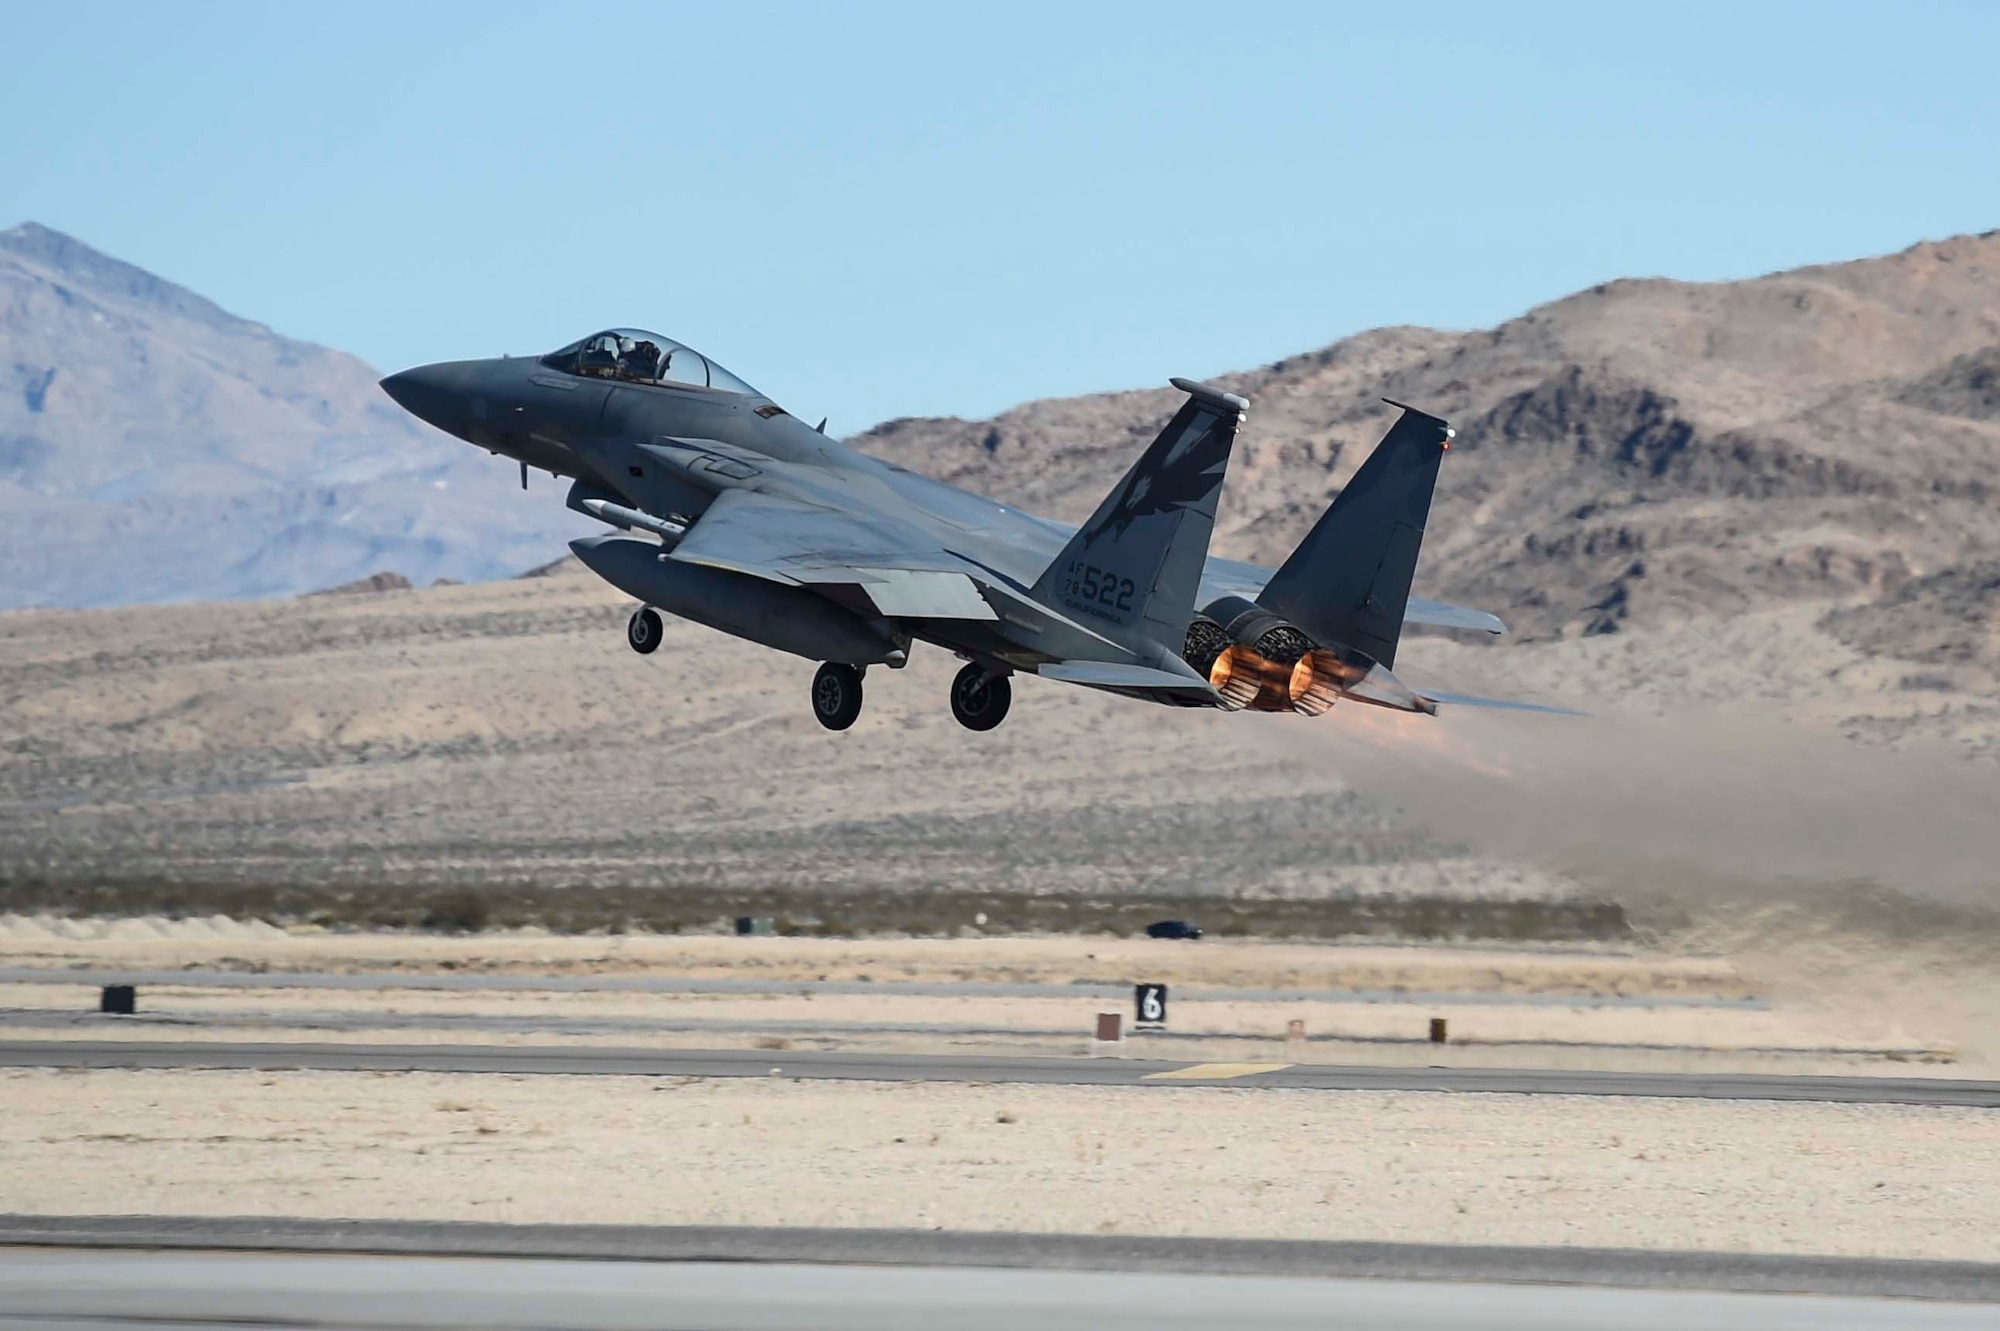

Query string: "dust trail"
[1268, 703, 2000, 905]
[1263, 700, 2000, 1065]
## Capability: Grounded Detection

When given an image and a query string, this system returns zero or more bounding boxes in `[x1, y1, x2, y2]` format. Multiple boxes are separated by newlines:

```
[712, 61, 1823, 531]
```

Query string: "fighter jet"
[381, 327, 1512, 732]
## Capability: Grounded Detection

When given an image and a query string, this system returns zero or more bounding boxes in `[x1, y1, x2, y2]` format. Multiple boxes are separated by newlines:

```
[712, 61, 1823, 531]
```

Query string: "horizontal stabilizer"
[1340, 662, 1439, 715]
[1403, 596, 1507, 635]
[1424, 690, 1587, 716]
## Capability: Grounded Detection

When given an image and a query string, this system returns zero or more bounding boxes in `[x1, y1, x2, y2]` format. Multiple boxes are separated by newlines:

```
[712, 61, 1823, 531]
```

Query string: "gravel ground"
[2, 1068, 1995, 1261]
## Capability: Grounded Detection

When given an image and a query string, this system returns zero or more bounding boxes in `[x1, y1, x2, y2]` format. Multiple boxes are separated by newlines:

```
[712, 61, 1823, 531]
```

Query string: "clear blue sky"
[6, 1, 1998, 431]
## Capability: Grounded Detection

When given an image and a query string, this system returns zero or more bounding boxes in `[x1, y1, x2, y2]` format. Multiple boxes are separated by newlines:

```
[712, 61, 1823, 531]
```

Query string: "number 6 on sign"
[1134, 983, 1167, 1027]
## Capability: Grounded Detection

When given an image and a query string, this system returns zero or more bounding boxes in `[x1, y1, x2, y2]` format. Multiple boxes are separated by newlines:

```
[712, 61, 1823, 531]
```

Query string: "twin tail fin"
[1256, 401, 1453, 669]
[1029, 378, 1246, 652]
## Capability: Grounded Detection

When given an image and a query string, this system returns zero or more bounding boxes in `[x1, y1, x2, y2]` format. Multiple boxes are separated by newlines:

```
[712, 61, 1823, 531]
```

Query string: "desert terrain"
[6, 239, 1998, 932]
[0, 558, 1579, 917]
[7, 1068, 1993, 1260]
[5, 552, 1994, 913]
[0, 920, 1940, 1073]
[3, 230, 1998, 1278]
[2, 923, 1990, 1260]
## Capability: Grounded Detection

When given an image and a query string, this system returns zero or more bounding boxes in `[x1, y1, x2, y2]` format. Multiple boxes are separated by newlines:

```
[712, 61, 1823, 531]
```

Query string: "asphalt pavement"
[4, 1039, 1996, 1106]
[7, 1216, 2000, 1301]
[1, 1245, 1994, 1329]
[7, 1007, 1861, 1061]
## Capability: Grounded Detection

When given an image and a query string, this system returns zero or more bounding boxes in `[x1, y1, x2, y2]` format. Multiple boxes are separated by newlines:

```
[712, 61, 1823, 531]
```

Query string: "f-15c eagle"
[381, 327, 1516, 732]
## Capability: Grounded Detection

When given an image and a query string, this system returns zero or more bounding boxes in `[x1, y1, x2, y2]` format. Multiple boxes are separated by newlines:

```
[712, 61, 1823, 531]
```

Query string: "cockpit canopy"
[539, 329, 759, 397]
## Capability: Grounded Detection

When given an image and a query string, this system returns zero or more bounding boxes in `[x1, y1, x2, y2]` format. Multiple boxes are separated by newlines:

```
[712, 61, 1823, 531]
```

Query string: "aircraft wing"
[667, 489, 917, 582]
[1421, 690, 1587, 716]
[1403, 596, 1507, 635]
[667, 489, 999, 621]
[665, 489, 1208, 672]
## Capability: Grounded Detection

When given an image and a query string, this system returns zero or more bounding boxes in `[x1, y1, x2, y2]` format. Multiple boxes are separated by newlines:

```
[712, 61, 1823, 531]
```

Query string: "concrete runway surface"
[4, 1039, 1996, 1106]
[2, 1247, 1995, 1330]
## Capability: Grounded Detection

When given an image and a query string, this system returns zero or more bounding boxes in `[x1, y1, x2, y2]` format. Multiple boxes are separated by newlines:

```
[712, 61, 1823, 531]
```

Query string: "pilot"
[580, 335, 618, 377]
[621, 339, 663, 382]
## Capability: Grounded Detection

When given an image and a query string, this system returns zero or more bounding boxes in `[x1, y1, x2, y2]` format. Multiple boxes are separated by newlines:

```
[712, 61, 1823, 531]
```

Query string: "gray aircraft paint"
[381, 333, 1505, 723]
[570, 534, 905, 666]
[1029, 379, 1246, 656]
[1258, 403, 1453, 670]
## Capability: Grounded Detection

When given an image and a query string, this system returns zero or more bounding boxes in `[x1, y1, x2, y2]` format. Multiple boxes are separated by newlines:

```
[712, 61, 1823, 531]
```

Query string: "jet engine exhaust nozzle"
[1288, 648, 1366, 717]
[1207, 645, 1296, 713]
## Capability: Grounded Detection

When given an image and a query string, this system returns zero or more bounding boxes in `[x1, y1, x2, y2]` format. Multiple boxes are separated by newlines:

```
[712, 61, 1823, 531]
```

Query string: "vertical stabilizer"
[1257, 401, 1453, 669]
[1030, 378, 1246, 652]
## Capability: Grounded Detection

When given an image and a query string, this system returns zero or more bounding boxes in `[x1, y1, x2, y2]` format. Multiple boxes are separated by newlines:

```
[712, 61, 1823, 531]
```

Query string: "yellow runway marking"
[1141, 1062, 1293, 1081]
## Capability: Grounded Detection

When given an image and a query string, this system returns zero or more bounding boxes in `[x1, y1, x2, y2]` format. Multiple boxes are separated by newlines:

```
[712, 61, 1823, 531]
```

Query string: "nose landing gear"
[950, 663, 1012, 731]
[811, 662, 866, 731]
[626, 606, 663, 654]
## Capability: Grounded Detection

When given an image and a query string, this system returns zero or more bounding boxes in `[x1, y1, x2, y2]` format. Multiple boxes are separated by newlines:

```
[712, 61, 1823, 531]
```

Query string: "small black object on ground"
[99, 985, 136, 1015]
[1145, 920, 1202, 940]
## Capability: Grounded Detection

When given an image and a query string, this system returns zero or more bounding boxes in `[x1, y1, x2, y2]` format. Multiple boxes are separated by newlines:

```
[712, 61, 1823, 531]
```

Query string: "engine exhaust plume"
[1289, 649, 1365, 716]
[1209, 645, 1295, 712]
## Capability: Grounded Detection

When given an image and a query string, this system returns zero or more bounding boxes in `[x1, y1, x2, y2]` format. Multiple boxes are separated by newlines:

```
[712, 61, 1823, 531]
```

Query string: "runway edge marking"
[1141, 1062, 1293, 1081]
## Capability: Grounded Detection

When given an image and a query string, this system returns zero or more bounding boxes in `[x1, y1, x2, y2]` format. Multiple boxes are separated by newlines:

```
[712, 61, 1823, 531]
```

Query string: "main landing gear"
[811, 662, 865, 731]
[950, 663, 1011, 732]
[626, 606, 663, 654]
[810, 661, 1014, 732]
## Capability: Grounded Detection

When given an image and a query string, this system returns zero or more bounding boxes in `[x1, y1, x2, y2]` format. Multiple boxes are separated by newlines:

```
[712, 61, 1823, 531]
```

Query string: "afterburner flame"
[1208, 645, 1295, 712]
[1288, 649, 1363, 716]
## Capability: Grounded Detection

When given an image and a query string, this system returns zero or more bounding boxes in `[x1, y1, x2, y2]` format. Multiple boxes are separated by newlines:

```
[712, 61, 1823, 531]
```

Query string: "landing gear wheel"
[626, 606, 663, 655]
[811, 662, 865, 731]
[950, 664, 1012, 731]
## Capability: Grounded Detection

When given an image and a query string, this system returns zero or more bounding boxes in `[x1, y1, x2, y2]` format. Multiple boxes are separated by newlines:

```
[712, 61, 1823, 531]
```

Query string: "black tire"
[811, 662, 865, 731]
[950, 664, 1012, 731]
[627, 607, 663, 655]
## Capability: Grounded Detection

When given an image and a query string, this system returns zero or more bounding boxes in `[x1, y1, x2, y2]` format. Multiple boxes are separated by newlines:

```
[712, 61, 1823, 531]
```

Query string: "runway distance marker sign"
[1134, 983, 1167, 1029]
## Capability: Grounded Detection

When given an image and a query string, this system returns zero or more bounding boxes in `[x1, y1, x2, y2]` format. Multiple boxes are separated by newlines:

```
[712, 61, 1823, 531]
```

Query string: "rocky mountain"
[5, 229, 1998, 917]
[855, 232, 2000, 684]
[7, 219, 1995, 707]
[0, 222, 585, 609]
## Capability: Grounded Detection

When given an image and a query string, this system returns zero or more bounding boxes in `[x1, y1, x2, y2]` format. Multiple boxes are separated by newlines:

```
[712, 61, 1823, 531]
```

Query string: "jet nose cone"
[379, 363, 465, 435]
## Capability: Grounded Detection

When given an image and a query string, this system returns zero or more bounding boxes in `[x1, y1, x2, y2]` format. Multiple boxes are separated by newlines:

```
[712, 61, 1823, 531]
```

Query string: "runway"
[0, 965, 1765, 1009]
[1, 1243, 1994, 1329]
[5, 1039, 1996, 1106]
[8, 1216, 2000, 1300]
[13, 1007, 1890, 1061]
